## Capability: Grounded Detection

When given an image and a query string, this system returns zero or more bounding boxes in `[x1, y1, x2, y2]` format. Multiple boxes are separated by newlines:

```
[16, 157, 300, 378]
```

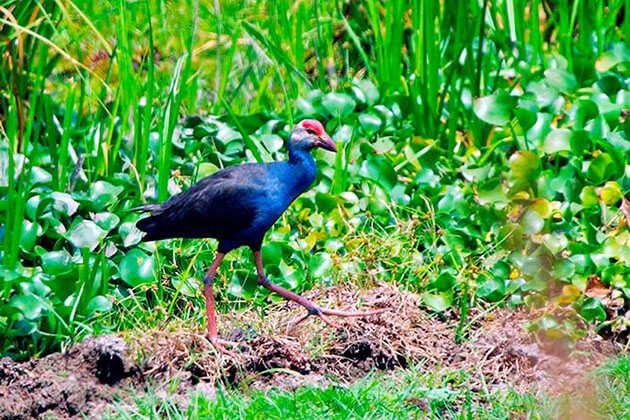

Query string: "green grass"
[105, 355, 630, 419]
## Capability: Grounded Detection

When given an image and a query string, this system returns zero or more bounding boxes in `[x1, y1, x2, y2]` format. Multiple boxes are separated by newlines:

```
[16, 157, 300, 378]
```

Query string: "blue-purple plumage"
[136, 127, 324, 253]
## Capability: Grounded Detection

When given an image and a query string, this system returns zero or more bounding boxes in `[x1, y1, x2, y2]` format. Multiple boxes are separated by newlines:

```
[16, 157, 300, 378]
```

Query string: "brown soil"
[0, 285, 620, 419]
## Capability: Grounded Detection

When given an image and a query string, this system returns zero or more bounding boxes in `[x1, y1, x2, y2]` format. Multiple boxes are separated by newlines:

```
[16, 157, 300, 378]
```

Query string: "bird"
[135, 119, 385, 352]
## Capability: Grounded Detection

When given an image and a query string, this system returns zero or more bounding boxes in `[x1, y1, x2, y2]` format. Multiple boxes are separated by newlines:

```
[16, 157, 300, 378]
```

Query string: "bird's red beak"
[317, 133, 337, 152]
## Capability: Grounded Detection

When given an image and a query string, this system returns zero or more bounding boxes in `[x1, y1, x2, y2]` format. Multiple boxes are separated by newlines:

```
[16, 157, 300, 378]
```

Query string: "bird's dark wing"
[136, 164, 267, 241]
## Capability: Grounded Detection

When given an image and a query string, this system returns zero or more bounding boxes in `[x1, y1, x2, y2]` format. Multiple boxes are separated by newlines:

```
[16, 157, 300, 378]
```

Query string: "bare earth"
[0, 285, 620, 419]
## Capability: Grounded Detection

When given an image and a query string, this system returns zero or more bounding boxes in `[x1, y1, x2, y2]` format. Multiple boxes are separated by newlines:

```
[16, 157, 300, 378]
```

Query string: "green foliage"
[0, 0, 628, 359]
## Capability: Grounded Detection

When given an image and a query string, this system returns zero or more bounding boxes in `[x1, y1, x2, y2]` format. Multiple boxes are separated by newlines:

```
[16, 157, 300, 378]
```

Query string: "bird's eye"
[305, 128, 317, 135]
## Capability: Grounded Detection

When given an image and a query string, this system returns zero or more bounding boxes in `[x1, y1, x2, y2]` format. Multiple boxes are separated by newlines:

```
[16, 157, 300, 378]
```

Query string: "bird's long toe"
[204, 334, 240, 356]
[320, 307, 388, 317]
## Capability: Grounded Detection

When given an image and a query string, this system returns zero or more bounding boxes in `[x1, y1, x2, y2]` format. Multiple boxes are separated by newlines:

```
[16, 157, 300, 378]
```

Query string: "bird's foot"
[204, 334, 239, 357]
[289, 306, 387, 330]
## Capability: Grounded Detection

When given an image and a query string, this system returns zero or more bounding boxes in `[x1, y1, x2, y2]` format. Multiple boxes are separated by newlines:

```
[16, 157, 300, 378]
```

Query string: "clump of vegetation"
[0, 0, 628, 363]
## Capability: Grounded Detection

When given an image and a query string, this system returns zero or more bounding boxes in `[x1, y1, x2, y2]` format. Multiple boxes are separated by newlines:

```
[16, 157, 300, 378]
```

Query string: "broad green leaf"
[520, 209, 544, 235]
[527, 80, 559, 108]
[92, 212, 120, 232]
[262, 242, 283, 266]
[119, 222, 143, 247]
[586, 153, 617, 184]
[473, 92, 515, 126]
[353, 79, 380, 106]
[41, 250, 72, 275]
[321, 92, 356, 118]
[600, 181, 622, 205]
[509, 150, 541, 189]
[309, 252, 332, 278]
[197, 162, 219, 178]
[120, 249, 155, 287]
[421, 292, 452, 312]
[67, 220, 106, 251]
[9, 294, 43, 320]
[90, 181, 125, 211]
[580, 297, 607, 322]
[50, 192, 79, 216]
[20, 220, 40, 252]
[430, 269, 456, 292]
[476, 277, 506, 302]
[359, 155, 397, 190]
[359, 113, 382, 135]
[86, 295, 112, 314]
[542, 129, 572, 154]
[29, 167, 52, 185]
[544, 69, 577, 93]
[580, 186, 599, 207]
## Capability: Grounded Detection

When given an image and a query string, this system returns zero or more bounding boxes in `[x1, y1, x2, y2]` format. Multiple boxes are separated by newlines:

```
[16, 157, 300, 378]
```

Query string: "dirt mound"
[0, 285, 620, 419]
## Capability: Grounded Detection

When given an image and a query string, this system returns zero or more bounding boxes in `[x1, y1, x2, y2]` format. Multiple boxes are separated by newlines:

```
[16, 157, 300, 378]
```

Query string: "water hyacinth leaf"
[570, 100, 599, 129]
[544, 69, 577, 93]
[476, 277, 506, 302]
[527, 80, 559, 108]
[580, 186, 599, 207]
[371, 137, 395, 154]
[554, 259, 576, 280]
[120, 249, 155, 287]
[580, 297, 607, 322]
[542, 129, 572, 154]
[570, 130, 590, 154]
[586, 153, 617, 184]
[86, 295, 112, 314]
[310, 252, 332, 279]
[353, 79, 380, 106]
[67, 220, 106, 251]
[9, 294, 44, 320]
[477, 181, 509, 207]
[92, 212, 120, 232]
[359, 155, 397, 190]
[315, 192, 338, 213]
[527, 113, 553, 144]
[421, 292, 452, 312]
[41, 250, 73, 275]
[600, 181, 622, 205]
[509, 151, 541, 188]
[430, 269, 456, 292]
[261, 242, 283, 266]
[50, 192, 79, 216]
[119, 222, 143, 247]
[473, 92, 515, 126]
[89, 181, 125, 211]
[596, 75, 622, 96]
[359, 113, 382, 134]
[216, 127, 242, 144]
[29, 167, 53, 185]
[259, 134, 284, 153]
[321, 92, 356, 118]
[606, 132, 630, 152]
[197, 162, 219, 178]
[514, 107, 537, 131]
[20, 221, 40, 252]
[520, 209, 545, 235]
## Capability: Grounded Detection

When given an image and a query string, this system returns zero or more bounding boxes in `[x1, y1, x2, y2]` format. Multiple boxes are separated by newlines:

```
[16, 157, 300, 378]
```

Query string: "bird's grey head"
[289, 119, 336, 153]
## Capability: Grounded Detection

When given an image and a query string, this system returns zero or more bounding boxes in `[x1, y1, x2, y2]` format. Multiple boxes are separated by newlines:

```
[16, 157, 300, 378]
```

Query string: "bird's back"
[135, 160, 313, 250]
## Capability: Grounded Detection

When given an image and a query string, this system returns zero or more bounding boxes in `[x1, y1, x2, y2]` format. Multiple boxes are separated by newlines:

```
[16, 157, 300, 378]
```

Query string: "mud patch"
[0, 285, 620, 419]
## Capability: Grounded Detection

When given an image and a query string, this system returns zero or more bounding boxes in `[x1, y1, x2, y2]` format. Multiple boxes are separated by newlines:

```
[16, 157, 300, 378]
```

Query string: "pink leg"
[253, 251, 386, 328]
[203, 253, 237, 354]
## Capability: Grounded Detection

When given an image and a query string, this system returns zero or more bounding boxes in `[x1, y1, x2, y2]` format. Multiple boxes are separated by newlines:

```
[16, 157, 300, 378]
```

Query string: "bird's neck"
[286, 146, 317, 192]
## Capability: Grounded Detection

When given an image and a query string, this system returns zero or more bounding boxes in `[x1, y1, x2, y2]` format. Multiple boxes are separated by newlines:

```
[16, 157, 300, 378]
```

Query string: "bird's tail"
[129, 203, 162, 213]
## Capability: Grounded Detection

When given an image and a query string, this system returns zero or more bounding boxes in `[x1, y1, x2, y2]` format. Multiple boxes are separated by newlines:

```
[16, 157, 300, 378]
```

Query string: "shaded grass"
[106, 355, 630, 419]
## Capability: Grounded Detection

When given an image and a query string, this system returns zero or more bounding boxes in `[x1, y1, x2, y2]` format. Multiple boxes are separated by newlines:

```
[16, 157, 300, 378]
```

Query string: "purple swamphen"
[135, 120, 385, 352]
